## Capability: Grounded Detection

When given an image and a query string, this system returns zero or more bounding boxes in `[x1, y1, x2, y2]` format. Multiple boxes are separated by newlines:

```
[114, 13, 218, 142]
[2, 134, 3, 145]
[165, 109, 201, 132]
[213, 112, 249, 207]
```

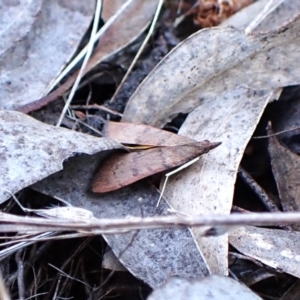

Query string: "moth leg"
[156, 157, 200, 207]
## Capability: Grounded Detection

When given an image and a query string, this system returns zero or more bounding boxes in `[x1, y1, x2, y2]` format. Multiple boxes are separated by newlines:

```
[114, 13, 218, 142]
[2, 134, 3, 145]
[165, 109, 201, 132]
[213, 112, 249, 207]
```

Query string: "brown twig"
[71, 104, 123, 117]
[238, 167, 279, 212]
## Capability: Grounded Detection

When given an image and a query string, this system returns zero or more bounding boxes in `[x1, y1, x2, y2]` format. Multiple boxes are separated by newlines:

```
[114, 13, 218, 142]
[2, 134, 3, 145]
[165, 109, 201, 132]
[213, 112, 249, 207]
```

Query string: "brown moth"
[92, 121, 221, 193]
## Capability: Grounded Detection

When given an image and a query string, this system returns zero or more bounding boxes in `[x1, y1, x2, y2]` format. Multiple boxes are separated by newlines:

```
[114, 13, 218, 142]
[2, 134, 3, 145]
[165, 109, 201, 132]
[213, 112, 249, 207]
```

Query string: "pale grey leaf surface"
[32, 153, 210, 288]
[122, 15, 300, 127]
[221, 0, 271, 29]
[163, 88, 271, 275]
[223, 0, 300, 32]
[0, 0, 94, 110]
[102, 249, 127, 272]
[147, 275, 261, 300]
[0, 111, 121, 203]
[229, 226, 300, 278]
[121, 4, 300, 276]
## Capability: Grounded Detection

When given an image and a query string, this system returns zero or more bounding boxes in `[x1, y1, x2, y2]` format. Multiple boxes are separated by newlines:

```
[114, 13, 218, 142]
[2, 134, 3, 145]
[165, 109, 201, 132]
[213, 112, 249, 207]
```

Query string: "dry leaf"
[222, 0, 300, 32]
[18, 0, 160, 113]
[122, 14, 300, 126]
[194, 0, 253, 27]
[32, 153, 211, 288]
[164, 88, 272, 274]
[0, 0, 95, 110]
[148, 275, 261, 300]
[120, 4, 300, 275]
[269, 130, 300, 215]
[102, 249, 127, 271]
[0, 111, 122, 204]
[280, 279, 300, 300]
[102, 0, 125, 21]
[229, 226, 300, 279]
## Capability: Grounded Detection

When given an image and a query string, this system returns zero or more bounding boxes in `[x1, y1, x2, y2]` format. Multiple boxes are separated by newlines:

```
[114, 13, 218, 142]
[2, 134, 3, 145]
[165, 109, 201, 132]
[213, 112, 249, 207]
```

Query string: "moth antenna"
[156, 157, 200, 207]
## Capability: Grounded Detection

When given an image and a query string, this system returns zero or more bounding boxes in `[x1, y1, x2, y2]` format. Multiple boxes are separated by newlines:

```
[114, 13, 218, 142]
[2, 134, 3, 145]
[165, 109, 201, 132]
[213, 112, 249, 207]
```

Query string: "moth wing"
[104, 121, 195, 146]
[92, 143, 214, 193]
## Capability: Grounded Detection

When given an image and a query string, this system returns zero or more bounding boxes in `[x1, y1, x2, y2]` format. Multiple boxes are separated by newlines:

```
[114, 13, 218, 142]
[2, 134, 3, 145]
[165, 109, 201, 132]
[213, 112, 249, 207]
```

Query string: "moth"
[92, 121, 221, 201]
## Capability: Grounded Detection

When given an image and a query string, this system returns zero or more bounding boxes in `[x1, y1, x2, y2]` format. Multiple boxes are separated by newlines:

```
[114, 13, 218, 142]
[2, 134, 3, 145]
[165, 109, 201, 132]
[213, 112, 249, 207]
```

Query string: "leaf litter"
[0, 0, 95, 110]
[121, 0, 300, 277]
[17, 0, 160, 114]
[3, 0, 300, 298]
[0, 111, 122, 203]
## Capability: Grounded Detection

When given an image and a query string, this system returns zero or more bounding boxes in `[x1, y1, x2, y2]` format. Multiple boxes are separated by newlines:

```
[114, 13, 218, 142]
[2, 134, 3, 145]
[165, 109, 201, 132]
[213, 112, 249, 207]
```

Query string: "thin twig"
[66, 114, 103, 136]
[71, 104, 123, 117]
[238, 167, 292, 231]
[97, 231, 139, 291]
[253, 126, 300, 139]
[238, 167, 279, 212]
[109, 0, 164, 103]
[46, 1, 131, 94]
[56, 0, 103, 127]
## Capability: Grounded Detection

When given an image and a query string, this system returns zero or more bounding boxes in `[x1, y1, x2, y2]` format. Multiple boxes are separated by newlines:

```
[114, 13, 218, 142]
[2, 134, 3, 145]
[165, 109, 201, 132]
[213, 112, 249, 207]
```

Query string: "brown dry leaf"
[229, 226, 300, 279]
[0, 111, 122, 204]
[121, 2, 300, 275]
[194, 0, 253, 27]
[0, 0, 95, 110]
[102, 0, 125, 21]
[148, 275, 261, 300]
[85, 0, 159, 75]
[19, 0, 159, 113]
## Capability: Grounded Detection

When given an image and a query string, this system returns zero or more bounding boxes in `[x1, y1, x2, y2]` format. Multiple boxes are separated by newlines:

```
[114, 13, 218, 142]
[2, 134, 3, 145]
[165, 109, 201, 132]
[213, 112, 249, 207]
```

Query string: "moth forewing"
[104, 121, 195, 146]
[92, 141, 221, 194]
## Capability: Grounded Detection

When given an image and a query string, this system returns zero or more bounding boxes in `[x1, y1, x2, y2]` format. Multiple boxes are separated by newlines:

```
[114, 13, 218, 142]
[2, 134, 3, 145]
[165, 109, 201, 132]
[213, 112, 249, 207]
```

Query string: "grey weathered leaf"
[122, 14, 300, 126]
[229, 226, 300, 278]
[0, 0, 95, 110]
[223, 0, 300, 32]
[147, 276, 261, 300]
[32, 153, 210, 288]
[0, 111, 121, 203]
[163, 88, 272, 275]
[120, 3, 300, 276]
[23, 0, 160, 113]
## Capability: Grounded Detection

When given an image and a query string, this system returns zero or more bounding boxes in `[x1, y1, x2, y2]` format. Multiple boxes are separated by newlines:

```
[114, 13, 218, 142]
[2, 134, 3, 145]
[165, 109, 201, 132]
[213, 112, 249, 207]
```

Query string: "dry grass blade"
[56, 0, 103, 127]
